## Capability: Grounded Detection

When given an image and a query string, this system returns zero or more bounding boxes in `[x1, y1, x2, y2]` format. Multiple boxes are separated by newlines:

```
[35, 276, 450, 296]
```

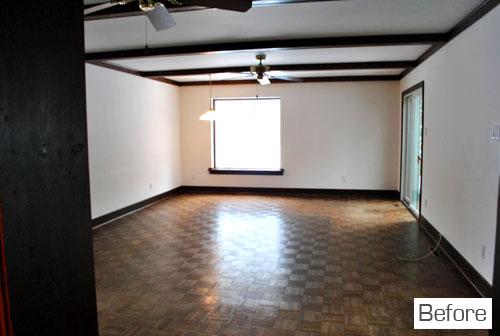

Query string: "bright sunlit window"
[213, 98, 281, 170]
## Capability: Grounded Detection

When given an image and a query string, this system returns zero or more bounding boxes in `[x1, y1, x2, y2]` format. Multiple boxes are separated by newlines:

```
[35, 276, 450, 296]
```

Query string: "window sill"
[208, 168, 285, 176]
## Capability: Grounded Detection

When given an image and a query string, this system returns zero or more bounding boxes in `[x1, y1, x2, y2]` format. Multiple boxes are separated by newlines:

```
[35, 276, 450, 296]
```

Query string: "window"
[210, 98, 283, 175]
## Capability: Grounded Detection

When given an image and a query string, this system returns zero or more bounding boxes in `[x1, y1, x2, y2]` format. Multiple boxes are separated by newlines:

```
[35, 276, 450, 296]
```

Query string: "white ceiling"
[85, 0, 482, 52]
[108, 45, 429, 71]
[164, 68, 405, 82]
[85, 0, 484, 83]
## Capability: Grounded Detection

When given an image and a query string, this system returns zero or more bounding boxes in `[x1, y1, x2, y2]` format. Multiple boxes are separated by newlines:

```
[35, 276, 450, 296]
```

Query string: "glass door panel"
[402, 87, 423, 216]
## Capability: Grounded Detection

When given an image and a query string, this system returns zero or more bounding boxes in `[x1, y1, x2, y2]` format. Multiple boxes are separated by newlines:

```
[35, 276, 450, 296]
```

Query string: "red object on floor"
[0, 205, 13, 336]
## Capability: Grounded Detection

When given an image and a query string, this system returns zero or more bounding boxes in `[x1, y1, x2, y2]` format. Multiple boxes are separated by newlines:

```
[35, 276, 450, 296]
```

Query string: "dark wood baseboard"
[92, 186, 399, 228]
[418, 215, 493, 298]
[181, 186, 400, 199]
[91, 187, 183, 228]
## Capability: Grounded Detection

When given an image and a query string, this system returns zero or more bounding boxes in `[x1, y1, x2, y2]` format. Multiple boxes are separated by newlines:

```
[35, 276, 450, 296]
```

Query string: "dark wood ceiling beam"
[178, 75, 400, 86]
[87, 60, 142, 76]
[150, 77, 180, 85]
[86, 60, 401, 85]
[87, 60, 181, 86]
[141, 61, 416, 77]
[86, 34, 448, 61]
[398, 44, 443, 78]
[449, 0, 500, 40]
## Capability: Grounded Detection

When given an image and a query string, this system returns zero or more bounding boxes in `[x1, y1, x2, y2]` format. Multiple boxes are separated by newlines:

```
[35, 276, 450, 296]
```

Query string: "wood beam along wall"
[85, 34, 447, 61]
[87, 60, 406, 86]
[400, 0, 500, 77]
[83, 33, 447, 85]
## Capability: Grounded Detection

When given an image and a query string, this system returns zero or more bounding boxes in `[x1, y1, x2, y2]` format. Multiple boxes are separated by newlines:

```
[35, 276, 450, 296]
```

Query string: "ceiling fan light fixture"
[257, 76, 270, 86]
[199, 108, 217, 121]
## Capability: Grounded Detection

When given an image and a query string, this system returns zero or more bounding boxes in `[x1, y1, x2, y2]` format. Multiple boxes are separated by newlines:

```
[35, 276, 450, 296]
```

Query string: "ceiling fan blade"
[84, 1, 120, 15]
[227, 74, 255, 80]
[147, 3, 176, 31]
[270, 75, 304, 82]
[180, 0, 252, 12]
[257, 76, 271, 86]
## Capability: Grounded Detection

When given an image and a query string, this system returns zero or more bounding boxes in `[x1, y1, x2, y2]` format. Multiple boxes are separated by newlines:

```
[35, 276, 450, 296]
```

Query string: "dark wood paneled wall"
[0, 2, 99, 335]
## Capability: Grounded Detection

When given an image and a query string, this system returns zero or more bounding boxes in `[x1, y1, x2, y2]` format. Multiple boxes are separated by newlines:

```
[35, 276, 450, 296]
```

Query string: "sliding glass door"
[401, 84, 423, 217]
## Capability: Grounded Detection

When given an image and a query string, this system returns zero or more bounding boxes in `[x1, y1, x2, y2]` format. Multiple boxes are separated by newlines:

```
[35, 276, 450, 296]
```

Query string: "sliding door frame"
[492, 173, 500, 334]
[400, 81, 425, 219]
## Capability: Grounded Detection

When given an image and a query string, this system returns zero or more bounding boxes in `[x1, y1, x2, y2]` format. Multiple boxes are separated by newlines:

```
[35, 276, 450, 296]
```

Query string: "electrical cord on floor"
[397, 234, 442, 262]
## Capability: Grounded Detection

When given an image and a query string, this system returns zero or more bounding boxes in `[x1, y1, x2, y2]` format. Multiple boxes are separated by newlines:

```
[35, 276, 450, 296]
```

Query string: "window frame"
[209, 97, 284, 176]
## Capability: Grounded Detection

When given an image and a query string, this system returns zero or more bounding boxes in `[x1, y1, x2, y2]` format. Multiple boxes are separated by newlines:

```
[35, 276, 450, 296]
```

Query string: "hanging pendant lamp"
[199, 75, 216, 121]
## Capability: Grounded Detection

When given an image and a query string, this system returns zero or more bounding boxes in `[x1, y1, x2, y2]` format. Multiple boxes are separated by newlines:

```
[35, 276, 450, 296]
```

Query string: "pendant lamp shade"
[199, 108, 217, 121]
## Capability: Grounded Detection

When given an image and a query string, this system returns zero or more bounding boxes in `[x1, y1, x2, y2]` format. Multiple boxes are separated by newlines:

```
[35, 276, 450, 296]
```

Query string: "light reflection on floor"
[93, 194, 486, 336]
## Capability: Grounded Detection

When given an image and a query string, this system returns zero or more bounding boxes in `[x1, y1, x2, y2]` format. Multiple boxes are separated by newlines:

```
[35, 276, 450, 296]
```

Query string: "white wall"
[86, 64, 182, 219]
[180, 82, 400, 190]
[400, 6, 500, 284]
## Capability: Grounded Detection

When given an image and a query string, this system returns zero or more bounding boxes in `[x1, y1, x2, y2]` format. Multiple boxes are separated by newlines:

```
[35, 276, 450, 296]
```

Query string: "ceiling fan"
[84, 0, 253, 31]
[232, 55, 303, 85]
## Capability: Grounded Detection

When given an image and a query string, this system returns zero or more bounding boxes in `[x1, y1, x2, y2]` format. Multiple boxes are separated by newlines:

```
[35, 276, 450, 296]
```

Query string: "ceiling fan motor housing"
[139, 0, 156, 11]
[250, 65, 271, 78]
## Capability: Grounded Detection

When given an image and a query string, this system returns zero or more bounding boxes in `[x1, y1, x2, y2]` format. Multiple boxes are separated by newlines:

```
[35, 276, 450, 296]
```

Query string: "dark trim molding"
[208, 168, 285, 175]
[90, 186, 400, 228]
[418, 215, 493, 298]
[142, 61, 416, 77]
[398, 45, 445, 79]
[87, 60, 141, 77]
[87, 61, 399, 85]
[181, 186, 400, 199]
[400, 80, 424, 97]
[449, 0, 500, 40]
[91, 187, 183, 228]
[149, 76, 180, 86]
[87, 60, 181, 86]
[85, 34, 447, 61]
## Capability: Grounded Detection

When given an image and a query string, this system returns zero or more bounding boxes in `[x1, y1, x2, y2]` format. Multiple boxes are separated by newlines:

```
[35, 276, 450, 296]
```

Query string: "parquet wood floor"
[93, 193, 486, 336]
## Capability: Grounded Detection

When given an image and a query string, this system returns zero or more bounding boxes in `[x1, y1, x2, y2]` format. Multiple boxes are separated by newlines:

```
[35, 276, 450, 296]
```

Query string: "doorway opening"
[401, 82, 424, 218]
